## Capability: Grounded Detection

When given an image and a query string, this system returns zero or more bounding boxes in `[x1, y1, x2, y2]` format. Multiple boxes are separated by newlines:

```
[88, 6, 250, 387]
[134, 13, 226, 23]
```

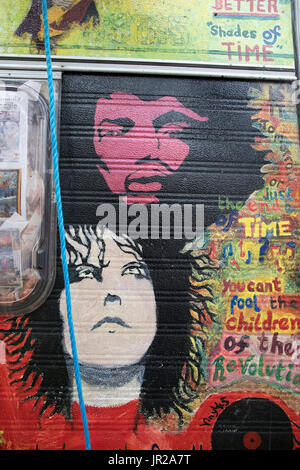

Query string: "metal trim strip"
[0, 59, 296, 81]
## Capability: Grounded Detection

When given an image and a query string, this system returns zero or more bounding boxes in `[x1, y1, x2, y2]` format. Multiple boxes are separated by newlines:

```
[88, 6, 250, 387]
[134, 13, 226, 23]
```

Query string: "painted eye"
[122, 264, 149, 279]
[163, 130, 179, 138]
[161, 121, 189, 138]
[77, 268, 94, 279]
[98, 125, 124, 139]
[97, 118, 134, 141]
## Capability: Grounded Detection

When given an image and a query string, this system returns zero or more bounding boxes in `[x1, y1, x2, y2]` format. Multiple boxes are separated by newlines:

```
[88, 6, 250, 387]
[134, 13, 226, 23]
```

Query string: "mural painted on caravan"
[0, 77, 299, 450]
[0, 0, 295, 66]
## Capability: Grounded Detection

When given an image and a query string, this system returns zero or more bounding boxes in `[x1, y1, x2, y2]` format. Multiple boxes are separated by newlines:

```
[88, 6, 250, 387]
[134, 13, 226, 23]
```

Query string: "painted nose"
[133, 129, 160, 161]
[104, 293, 122, 306]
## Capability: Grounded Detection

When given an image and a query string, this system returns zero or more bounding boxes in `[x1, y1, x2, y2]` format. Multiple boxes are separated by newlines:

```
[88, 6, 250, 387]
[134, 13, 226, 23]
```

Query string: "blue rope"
[41, 0, 91, 451]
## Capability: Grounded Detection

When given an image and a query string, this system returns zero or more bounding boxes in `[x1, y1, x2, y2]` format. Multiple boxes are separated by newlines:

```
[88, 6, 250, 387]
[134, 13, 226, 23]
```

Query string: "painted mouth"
[126, 173, 167, 194]
[90, 316, 132, 332]
[128, 180, 163, 193]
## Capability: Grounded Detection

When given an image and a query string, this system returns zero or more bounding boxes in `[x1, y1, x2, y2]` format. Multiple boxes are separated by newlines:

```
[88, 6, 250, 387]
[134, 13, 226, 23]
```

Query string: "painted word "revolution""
[212, 354, 300, 389]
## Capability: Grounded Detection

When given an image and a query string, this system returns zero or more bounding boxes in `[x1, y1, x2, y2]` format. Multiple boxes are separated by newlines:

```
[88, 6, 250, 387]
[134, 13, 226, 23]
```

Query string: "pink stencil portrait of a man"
[93, 92, 208, 204]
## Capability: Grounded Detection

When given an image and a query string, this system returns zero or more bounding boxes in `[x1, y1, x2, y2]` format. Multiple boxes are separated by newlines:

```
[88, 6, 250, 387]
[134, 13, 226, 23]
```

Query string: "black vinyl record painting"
[211, 398, 293, 450]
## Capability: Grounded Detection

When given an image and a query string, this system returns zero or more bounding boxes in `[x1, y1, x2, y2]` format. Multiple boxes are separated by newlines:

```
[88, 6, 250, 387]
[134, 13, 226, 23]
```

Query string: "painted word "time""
[212, 0, 279, 14]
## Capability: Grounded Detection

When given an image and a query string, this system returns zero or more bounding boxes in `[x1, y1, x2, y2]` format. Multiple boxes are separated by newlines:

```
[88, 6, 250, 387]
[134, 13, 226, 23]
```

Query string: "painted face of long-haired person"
[59, 225, 157, 405]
